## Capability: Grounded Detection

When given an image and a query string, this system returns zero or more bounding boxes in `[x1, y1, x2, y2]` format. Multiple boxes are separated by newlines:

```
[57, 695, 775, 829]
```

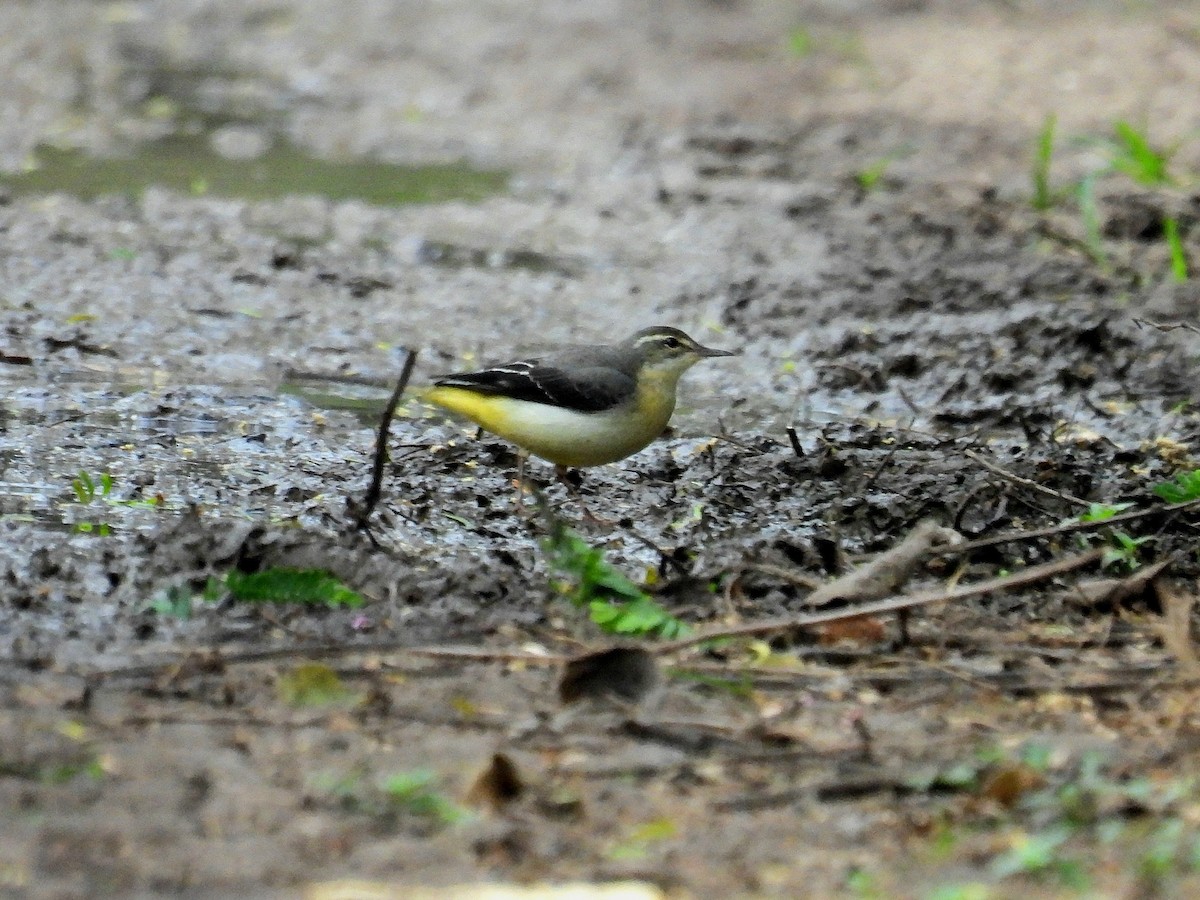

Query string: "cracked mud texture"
[3, 1, 1200, 898]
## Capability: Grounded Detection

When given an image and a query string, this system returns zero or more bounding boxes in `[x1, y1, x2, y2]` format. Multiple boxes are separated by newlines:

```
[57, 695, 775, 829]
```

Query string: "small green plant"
[787, 26, 813, 57]
[39, 757, 106, 785]
[277, 663, 357, 707]
[164, 571, 359, 617]
[855, 156, 894, 193]
[1164, 216, 1189, 282]
[224, 568, 364, 608]
[1140, 819, 1188, 885]
[541, 523, 687, 639]
[148, 585, 195, 620]
[71, 469, 112, 504]
[1109, 121, 1174, 186]
[1077, 501, 1135, 523]
[669, 669, 755, 698]
[309, 771, 366, 812]
[1073, 503, 1149, 570]
[606, 817, 678, 861]
[588, 593, 687, 637]
[926, 885, 990, 900]
[70, 469, 113, 535]
[1031, 113, 1059, 211]
[990, 827, 1088, 888]
[844, 866, 882, 899]
[72, 520, 111, 536]
[917, 747, 1200, 893]
[380, 770, 470, 826]
[1102, 530, 1151, 571]
[69, 470, 162, 531]
[310, 769, 469, 828]
[1154, 469, 1200, 503]
[1047, 120, 1188, 277]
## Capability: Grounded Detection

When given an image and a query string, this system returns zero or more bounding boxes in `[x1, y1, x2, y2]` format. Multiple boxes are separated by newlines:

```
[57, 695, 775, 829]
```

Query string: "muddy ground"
[3, 1, 1200, 898]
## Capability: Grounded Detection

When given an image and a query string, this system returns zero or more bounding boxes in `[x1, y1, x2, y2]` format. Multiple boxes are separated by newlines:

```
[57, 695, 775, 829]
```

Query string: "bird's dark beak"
[697, 343, 737, 358]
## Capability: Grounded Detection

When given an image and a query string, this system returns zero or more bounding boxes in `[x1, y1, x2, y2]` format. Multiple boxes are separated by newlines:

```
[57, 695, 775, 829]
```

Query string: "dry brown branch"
[71, 642, 567, 684]
[739, 522, 961, 604]
[676, 658, 1188, 696]
[351, 347, 418, 534]
[955, 497, 1200, 553]
[658, 548, 1105, 652]
[964, 449, 1090, 508]
[1065, 558, 1172, 608]
[1132, 318, 1200, 336]
[785, 425, 804, 458]
[802, 521, 963, 607]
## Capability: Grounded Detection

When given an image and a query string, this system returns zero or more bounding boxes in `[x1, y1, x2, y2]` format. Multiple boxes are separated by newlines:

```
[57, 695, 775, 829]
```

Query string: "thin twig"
[626, 529, 691, 576]
[861, 438, 902, 491]
[956, 497, 1200, 553]
[785, 425, 804, 458]
[72, 641, 567, 683]
[894, 385, 924, 421]
[964, 449, 1090, 508]
[352, 348, 418, 533]
[1132, 318, 1200, 336]
[657, 548, 1105, 652]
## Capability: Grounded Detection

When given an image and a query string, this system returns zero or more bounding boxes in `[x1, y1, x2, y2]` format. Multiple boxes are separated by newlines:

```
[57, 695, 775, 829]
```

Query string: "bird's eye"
[662, 337, 681, 349]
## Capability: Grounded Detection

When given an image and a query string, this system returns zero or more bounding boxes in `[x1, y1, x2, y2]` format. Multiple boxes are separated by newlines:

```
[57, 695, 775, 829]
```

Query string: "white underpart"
[488, 397, 670, 467]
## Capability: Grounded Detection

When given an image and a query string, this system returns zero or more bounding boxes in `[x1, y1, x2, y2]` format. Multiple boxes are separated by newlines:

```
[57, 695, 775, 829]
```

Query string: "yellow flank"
[423, 386, 528, 438]
[423, 379, 677, 468]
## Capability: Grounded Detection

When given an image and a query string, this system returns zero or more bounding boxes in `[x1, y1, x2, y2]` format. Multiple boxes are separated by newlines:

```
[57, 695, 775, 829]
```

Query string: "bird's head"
[624, 326, 736, 383]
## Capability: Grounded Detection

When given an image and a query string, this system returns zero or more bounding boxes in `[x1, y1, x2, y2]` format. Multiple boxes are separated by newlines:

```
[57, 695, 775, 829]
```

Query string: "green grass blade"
[1112, 121, 1170, 185]
[1077, 173, 1108, 268]
[787, 27, 813, 58]
[1165, 216, 1188, 282]
[1032, 113, 1057, 211]
[225, 568, 364, 608]
[72, 469, 95, 503]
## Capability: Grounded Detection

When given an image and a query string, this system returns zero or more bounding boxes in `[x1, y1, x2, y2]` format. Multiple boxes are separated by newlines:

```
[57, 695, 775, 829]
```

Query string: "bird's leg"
[512, 450, 534, 517]
[555, 465, 613, 528]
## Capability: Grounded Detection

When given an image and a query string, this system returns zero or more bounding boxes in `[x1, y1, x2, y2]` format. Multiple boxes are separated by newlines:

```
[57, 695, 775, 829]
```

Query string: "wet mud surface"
[3, 1, 1200, 897]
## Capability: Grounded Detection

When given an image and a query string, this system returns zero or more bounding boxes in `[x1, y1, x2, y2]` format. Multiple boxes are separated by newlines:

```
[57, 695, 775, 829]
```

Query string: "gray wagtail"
[424, 326, 736, 507]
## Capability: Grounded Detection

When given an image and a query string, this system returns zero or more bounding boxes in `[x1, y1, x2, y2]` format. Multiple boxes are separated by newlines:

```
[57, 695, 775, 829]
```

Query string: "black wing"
[434, 359, 634, 413]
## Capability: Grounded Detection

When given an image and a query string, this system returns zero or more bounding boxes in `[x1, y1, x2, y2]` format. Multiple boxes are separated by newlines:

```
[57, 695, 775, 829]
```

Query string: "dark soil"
[3, 2, 1200, 898]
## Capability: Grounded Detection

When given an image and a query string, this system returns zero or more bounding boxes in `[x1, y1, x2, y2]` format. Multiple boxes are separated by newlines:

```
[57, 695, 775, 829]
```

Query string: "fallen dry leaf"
[558, 647, 659, 705]
[466, 753, 525, 811]
[1154, 579, 1200, 676]
[980, 764, 1045, 808]
[811, 614, 887, 646]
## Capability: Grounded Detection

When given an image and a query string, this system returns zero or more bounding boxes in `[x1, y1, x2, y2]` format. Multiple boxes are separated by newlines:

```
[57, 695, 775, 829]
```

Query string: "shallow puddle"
[0, 135, 508, 205]
[277, 379, 394, 426]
